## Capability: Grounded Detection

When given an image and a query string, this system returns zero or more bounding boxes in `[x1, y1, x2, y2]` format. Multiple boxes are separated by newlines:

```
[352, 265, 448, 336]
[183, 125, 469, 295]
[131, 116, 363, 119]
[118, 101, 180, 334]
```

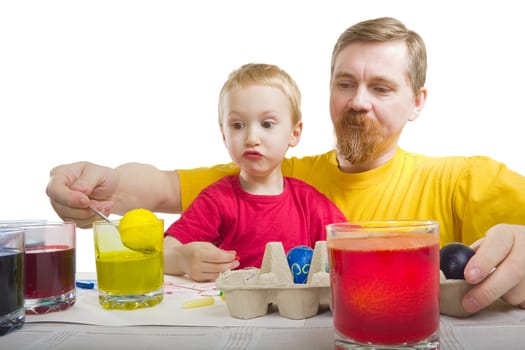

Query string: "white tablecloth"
[2, 273, 525, 349]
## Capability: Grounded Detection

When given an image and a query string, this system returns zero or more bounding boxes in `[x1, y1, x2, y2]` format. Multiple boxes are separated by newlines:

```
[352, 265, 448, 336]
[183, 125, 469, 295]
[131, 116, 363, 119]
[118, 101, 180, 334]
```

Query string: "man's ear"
[289, 121, 303, 147]
[409, 87, 427, 121]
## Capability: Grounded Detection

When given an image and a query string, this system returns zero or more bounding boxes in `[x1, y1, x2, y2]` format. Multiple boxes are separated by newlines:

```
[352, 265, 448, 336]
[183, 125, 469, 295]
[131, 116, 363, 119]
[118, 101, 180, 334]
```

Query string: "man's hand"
[46, 162, 117, 228]
[463, 224, 525, 312]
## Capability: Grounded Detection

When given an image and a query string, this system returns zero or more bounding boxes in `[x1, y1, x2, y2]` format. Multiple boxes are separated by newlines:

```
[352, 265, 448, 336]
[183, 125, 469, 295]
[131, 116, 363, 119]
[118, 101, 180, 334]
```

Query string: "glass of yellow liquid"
[93, 211, 164, 310]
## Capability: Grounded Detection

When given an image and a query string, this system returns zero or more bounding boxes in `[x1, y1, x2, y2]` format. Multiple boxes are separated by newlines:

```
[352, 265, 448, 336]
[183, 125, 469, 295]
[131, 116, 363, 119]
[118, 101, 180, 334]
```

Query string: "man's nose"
[347, 87, 371, 112]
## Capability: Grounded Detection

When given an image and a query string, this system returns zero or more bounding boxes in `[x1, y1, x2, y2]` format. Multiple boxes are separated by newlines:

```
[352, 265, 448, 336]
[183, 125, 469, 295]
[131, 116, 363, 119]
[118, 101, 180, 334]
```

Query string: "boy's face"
[220, 84, 302, 178]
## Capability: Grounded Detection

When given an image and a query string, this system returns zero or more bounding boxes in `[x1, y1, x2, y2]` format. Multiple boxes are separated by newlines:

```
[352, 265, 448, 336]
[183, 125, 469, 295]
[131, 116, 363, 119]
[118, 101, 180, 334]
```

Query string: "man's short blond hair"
[331, 17, 427, 95]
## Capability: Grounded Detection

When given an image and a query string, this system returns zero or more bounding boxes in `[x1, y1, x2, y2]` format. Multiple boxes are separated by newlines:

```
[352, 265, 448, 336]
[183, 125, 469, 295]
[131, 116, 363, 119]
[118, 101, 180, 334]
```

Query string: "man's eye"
[374, 86, 391, 94]
[262, 120, 275, 128]
[335, 80, 359, 91]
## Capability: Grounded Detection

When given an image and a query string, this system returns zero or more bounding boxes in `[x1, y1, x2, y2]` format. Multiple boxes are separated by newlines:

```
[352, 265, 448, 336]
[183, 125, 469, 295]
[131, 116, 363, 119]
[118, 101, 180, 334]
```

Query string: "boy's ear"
[289, 121, 303, 147]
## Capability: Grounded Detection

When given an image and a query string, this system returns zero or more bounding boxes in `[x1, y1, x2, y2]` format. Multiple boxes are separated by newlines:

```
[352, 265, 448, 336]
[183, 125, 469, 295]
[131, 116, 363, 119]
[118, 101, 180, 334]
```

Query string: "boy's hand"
[176, 242, 240, 282]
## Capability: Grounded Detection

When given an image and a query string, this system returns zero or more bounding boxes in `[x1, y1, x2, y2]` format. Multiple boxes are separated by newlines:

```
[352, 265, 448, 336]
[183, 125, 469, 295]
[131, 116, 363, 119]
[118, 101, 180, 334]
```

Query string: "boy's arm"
[163, 236, 239, 282]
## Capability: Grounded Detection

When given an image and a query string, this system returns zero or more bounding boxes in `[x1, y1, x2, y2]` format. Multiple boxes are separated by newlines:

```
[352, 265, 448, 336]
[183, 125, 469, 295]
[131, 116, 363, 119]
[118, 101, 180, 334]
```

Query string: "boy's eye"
[262, 120, 275, 128]
[232, 121, 244, 129]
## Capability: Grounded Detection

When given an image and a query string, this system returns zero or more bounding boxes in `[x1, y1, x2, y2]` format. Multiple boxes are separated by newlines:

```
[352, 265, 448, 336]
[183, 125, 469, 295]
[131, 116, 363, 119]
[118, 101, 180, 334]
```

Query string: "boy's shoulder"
[199, 175, 238, 194]
[284, 176, 328, 196]
[283, 176, 345, 217]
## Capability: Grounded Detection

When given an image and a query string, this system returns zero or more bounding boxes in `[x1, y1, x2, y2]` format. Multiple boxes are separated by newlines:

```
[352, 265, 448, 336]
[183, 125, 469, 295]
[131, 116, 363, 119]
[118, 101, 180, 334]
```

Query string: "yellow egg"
[119, 208, 163, 253]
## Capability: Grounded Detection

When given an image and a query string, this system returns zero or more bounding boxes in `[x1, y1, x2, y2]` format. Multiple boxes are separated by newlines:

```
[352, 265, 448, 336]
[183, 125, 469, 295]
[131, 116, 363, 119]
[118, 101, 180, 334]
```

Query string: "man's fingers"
[463, 224, 525, 312]
[464, 225, 513, 284]
[463, 265, 513, 312]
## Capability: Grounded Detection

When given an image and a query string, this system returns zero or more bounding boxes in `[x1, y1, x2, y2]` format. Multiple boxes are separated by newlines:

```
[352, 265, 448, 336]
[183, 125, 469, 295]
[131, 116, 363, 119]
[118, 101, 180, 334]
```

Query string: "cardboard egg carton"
[439, 270, 477, 317]
[216, 241, 331, 320]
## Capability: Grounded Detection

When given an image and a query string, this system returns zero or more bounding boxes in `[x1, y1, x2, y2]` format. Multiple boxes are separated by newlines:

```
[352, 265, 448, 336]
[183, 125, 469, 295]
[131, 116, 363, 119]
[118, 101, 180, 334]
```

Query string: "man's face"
[330, 40, 424, 166]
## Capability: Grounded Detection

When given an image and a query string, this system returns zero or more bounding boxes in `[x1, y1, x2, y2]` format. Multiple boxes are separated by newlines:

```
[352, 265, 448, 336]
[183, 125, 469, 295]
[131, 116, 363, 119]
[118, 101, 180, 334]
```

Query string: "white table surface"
[1, 273, 525, 350]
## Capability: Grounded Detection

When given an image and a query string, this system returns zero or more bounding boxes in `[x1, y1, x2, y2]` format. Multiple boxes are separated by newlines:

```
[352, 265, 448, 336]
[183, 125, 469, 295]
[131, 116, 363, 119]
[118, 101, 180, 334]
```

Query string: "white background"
[1, 1, 524, 272]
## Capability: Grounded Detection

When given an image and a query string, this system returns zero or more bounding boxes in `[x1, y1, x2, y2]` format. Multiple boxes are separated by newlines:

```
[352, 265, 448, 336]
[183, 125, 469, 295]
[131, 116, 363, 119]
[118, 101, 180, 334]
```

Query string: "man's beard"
[334, 111, 384, 164]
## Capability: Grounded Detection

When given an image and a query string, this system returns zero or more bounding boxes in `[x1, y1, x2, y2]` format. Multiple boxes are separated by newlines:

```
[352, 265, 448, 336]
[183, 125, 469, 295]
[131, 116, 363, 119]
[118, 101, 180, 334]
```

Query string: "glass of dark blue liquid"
[0, 228, 25, 336]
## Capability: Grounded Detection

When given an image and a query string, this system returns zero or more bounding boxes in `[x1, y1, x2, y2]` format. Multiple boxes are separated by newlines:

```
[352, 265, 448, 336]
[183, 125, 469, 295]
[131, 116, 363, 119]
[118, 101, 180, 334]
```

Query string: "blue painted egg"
[286, 245, 314, 284]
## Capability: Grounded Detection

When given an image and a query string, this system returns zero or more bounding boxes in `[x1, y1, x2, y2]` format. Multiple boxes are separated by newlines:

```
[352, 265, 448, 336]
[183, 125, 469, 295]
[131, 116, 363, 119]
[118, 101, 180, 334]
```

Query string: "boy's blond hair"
[218, 63, 301, 125]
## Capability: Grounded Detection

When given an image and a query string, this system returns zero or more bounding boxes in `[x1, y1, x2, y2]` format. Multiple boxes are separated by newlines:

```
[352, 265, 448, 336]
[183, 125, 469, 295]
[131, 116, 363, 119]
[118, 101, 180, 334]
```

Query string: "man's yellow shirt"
[177, 148, 525, 245]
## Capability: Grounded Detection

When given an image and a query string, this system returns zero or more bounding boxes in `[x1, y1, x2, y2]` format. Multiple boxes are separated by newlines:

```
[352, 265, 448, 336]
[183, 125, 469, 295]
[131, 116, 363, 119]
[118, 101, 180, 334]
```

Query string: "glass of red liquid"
[326, 221, 440, 349]
[1, 221, 77, 314]
[0, 228, 25, 336]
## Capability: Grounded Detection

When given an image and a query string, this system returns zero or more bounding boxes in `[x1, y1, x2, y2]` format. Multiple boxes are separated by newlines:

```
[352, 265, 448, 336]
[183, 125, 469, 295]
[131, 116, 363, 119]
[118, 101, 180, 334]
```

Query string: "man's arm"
[46, 161, 182, 228]
[113, 163, 182, 214]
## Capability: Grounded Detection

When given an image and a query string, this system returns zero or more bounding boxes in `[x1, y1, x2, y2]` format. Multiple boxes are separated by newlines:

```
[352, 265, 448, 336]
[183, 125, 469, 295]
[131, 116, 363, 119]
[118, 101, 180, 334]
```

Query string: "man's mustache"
[337, 111, 369, 128]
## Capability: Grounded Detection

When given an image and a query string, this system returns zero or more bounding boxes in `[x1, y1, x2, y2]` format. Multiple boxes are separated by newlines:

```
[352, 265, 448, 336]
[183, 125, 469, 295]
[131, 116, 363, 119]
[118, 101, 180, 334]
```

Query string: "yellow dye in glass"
[96, 250, 163, 295]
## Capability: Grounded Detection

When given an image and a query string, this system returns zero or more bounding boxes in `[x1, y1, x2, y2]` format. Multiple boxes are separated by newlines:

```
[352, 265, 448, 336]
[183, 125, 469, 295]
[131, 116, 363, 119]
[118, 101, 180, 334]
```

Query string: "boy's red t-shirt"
[165, 175, 346, 268]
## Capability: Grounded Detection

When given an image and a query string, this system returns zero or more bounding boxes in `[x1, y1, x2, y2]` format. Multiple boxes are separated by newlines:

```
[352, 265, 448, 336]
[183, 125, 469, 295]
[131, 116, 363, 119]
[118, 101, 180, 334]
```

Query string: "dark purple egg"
[440, 242, 475, 279]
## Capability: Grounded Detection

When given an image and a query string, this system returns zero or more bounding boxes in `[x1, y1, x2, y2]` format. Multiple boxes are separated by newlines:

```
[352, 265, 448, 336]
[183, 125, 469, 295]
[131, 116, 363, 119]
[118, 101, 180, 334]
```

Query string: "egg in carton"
[216, 241, 331, 320]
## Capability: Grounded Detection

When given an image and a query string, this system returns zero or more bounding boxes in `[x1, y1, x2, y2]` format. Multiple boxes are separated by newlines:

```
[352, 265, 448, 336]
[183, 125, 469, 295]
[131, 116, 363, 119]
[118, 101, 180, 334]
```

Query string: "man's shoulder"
[281, 150, 336, 174]
[401, 149, 508, 178]
[405, 150, 498, 167]
[285, 150, 335, 163]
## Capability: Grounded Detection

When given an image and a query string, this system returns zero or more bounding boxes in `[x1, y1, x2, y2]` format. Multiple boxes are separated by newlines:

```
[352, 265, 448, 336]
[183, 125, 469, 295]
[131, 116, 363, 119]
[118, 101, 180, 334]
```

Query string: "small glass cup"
[0, 229, 25, 336]
[23, 222, 76, 314]
[0, 220, 77, 315]
[93, 219, 164, 310]
[326, 221, 440, 350]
